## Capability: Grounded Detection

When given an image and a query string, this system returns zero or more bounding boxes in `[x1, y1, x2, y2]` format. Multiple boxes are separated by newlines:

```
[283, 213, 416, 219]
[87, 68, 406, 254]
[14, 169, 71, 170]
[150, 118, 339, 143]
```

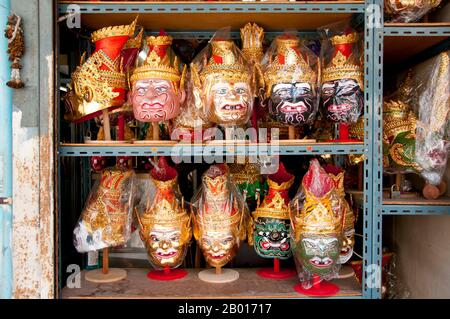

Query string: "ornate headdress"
[322, 32, 364, 89]
[64, 18, 138, 123]
[192, 39, 250, 88]
[264, 36, 317, 98]
[136, 157, 190, 235]
[292, 160, 343, 239]
[252, 163, 294, 220]
[194, 165, 245, 235]
[130, 32, 186, 91]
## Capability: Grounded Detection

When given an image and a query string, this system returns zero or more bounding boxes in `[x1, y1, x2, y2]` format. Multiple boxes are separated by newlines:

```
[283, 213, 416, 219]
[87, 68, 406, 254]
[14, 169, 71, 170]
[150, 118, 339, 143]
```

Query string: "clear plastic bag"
[190, 28, 255, 128]
[129, 31, 187, 123]
[260, 33, 319, 126]
[412, 51, 450, 186]
[319, 21, 364, 125]
[73, 167, 136, 253]
[385, 0, 442, 23]
[191, 164, 249, 268]
[134, 157, 191, 270]
[290, 159, 344, 285]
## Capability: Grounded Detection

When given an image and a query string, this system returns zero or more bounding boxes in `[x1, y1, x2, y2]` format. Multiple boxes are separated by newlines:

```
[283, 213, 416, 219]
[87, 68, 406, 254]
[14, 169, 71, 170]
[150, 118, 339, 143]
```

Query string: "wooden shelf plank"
[62, 268, 362, 299]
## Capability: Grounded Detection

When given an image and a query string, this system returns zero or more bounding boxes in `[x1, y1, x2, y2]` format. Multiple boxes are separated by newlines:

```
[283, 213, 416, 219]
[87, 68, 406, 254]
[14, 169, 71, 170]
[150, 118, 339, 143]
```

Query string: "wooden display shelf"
[383, 197, 450, 206]
[384, 22, 450, 65]
[62, 267, 362, 299]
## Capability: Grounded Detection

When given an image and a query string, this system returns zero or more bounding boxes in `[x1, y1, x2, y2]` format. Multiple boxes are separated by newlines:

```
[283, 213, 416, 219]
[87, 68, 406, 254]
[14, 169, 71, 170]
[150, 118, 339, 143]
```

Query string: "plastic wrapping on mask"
[191, 164, 249, 268]
[190, 28, 255, 128]
[385, 0, 442, 23]
[319, 22, 364, 125]
[384, 253, 411, 299]
[323, 164, 356, 265]
[412, 51, 450, 186]
[129, 31, 187, 123]
[260, 33, 319, 126]
[171, 69, 217, 142]
[229, 160, 265, 208]
[289, 159, 344, 285]
[73, 167, 136, 253]
[249, 162, 294, 260]
[383, 71, 421, 174]
[134, 157, 191, 270]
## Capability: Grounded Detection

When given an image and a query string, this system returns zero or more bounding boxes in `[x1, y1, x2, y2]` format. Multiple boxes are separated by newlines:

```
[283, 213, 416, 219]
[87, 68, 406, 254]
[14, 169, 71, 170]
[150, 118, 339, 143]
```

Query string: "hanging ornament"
[4, 13, 25, 89]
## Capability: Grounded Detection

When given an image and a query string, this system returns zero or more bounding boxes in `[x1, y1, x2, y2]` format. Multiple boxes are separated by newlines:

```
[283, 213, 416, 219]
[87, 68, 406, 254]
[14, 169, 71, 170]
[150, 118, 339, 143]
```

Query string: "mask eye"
[137, 87, 146, 94]
[150, 235, 159, 242]
[156, 86, 168, 93]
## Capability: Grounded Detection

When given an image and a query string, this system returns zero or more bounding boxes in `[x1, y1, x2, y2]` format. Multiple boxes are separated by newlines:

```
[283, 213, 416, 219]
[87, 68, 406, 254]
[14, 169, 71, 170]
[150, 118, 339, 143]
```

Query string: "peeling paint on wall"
[12, 107, 40, 299]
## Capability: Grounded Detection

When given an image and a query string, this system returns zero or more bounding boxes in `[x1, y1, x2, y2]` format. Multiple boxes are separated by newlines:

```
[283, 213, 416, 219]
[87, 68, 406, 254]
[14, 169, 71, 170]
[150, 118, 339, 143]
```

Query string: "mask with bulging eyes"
[296, 235, 340, 277]
[254, 217, 291, 259]
[321, 78, 363, 124]
[131, 79, 184, 122]
[267, 82, 315, 125]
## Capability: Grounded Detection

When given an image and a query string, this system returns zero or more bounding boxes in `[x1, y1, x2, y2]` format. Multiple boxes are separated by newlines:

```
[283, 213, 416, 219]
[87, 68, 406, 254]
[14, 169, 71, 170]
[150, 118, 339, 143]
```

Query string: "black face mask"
[320, 78, 364, 123]
[266, 82, 316, 126]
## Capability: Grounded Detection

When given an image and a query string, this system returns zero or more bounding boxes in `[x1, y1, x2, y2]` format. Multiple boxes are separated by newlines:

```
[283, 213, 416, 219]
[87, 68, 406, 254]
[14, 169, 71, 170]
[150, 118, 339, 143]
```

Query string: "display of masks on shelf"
[73, 167, 137, 253]
[290, 159, 345, 285]
[135, 157, 192, 270]
[191, 164, 248, 268]
[319, 27, 364, 125]
[248, 162, 294, 260]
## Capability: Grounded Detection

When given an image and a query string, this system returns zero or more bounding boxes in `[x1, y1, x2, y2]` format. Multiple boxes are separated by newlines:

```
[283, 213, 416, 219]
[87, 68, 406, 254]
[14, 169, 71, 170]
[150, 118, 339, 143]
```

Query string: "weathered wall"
[11, 0, 54, 299]
[394, 216, 450, 298]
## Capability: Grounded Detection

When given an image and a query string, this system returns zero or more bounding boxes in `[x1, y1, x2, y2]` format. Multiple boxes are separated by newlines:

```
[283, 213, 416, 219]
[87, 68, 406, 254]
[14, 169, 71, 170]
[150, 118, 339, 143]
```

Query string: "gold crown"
[199, 40, 250, 84]
[91, 16, 138, 43]
[130, 35, 186, 89]
[295, 188, 342, 236]
[322, 50, 364, 88]
[331, 33, 358, 46]
[383, 110, 417, 143]
[240, 23, 264, 63]
[123, 27, 144, 50]
[264, 37, 316, 98]
[328, 172, 345, 197]
[137, 197, 189, 230]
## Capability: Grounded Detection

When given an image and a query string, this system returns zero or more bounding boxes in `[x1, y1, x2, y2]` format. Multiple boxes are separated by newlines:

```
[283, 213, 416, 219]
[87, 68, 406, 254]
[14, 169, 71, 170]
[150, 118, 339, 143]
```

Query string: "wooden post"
[102, 109, 112, 141]
[288, 126, 295, 140]
[102, 248, 109, 274]
[215, 266, 222, 275]
[152, 122, 160, 141]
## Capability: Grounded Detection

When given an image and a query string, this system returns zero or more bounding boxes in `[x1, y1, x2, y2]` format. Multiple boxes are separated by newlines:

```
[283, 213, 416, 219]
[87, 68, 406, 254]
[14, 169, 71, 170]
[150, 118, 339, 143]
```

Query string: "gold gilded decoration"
[330, 33, 358, 45]
[80, 169, 134, 247]
[240, 23, 264, 63]
[229, 162, 260, 185]
[349, 116, 365, 140]
[91, 16, 138, 43]
[130, 34, 186, 88]
[323, 50, 364, 89]
[199, 40, 250, 85]
[123, 27, 144, 50]
[264, 36, 317, 98]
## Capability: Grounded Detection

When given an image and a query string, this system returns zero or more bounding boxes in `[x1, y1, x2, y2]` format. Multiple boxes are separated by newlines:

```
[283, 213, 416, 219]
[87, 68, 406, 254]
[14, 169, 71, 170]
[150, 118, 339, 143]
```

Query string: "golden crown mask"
[331, 33, 358, 46]
[196, 196, 243, 232]
[91, 17, 138, 43]
[202, 172, 229, 198]
[123, 27, 144, 50]
[197, 40, 250, 85]
[264, 37, 317, 98]
[328, 172, 345, 197]
[68, 50, 126, 112]
[295, 187, 342, 237]
[137, 197, 189, 231]
[323, 51, 364, 89]
[130, 34, 186, 90]
[252, 174, 293, 220]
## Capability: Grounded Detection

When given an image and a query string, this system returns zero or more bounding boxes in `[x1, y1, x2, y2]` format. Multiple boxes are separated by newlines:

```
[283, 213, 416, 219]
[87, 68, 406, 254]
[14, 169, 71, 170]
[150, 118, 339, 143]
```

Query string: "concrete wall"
[393, 215, 450, 298]
[10, 0, 54, 299]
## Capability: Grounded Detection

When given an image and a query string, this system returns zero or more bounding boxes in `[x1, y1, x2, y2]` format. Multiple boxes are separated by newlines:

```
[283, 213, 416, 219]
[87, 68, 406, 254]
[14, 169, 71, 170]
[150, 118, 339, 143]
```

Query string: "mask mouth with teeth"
[267, 82, 315, 126]
[254, 217, 292, 259]
[321, 79, 363, 124]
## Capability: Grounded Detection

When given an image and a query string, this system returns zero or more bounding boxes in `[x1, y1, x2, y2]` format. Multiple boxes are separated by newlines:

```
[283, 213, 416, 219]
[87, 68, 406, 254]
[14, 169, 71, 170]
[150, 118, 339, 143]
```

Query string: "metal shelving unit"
[372, 0, 450, 299]
[54, 0, 448, 300]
